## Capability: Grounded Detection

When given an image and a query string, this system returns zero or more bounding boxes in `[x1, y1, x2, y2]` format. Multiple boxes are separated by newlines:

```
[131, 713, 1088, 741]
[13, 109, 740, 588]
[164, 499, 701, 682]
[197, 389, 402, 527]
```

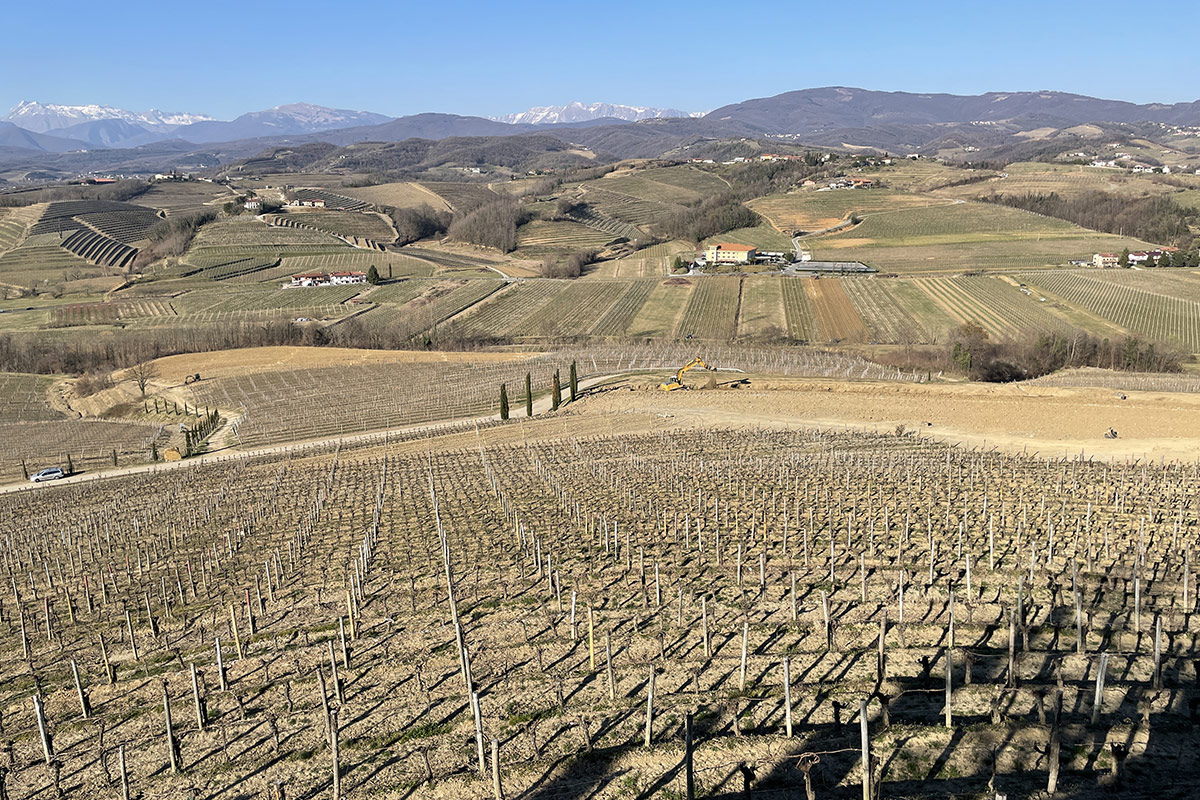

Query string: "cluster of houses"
[288, 271, 367, 288]
[819, 177, 875, 191]
[287, 198, 327, 209]
[1090, 248, 1179, 268]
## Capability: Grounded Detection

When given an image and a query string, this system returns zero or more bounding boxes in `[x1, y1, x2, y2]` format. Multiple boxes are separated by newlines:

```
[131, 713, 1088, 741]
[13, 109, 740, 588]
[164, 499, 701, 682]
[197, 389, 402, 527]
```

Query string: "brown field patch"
[804, 279, 869, 342]
[146, 346, 534, 383]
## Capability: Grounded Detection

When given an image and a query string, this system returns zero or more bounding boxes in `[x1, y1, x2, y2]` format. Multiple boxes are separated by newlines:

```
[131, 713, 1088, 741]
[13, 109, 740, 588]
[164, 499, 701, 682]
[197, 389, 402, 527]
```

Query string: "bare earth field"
[580, 376, 1200, 461]
[147, 346, 537, 383]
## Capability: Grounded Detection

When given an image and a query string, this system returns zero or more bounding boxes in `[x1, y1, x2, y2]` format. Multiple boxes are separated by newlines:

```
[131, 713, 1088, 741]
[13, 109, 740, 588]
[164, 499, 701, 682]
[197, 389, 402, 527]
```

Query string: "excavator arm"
[659, 357, 713, 391]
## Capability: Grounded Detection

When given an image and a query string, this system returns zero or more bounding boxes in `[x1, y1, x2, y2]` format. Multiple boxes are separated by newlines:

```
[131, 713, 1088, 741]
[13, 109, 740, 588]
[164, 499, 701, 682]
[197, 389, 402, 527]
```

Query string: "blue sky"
[3, 0, 1197, 120]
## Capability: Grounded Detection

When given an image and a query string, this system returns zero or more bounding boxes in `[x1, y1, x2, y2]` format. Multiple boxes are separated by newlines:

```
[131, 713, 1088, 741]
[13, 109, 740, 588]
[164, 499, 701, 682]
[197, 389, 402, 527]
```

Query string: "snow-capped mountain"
[495, 102, 701, 125]
[4, 101, 212, 133]
[174, 103, 394, 143]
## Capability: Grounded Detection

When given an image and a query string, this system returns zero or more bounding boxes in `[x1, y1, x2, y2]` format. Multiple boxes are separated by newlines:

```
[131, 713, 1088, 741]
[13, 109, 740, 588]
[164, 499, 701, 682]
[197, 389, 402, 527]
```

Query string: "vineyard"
[418, 183, 499, 212]
[0, 372, 61, 421]
[50, 299, 176, 327]
[809, 202, 1154, 273]
[4, 400, 1200, 800]
[292, 189, 373, 212]
[736, 278, 788, 338]
[805, 279, 869, 343]
[0, 418, 161, 478]
[1022, 271, 1200, 352]
[514, 220, 616, 255]
[911, 276, 1076, 340]
[676, 277, 741, 341]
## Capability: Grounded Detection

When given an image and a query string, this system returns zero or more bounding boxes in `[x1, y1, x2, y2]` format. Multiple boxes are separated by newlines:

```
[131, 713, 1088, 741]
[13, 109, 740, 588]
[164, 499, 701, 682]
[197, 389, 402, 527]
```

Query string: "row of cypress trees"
[499, 362, 578, 421]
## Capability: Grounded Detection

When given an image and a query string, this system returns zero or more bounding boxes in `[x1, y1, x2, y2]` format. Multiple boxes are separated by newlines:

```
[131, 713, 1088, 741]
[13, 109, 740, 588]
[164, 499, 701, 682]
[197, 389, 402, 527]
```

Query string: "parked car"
[30, 467, 65, 483]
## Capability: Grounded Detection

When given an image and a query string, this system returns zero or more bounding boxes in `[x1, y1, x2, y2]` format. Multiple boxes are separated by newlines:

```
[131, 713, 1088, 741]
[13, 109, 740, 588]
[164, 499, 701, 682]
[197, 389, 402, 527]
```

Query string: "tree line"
[947, 323, 1186, 382]
[133, 210, 218, 268]
[981, 190, 1197, 249]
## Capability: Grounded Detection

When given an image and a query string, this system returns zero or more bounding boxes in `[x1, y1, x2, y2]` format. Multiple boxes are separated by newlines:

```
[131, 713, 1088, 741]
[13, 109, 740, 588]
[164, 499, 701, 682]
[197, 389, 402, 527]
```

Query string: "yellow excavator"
[659, 357, 713, 391]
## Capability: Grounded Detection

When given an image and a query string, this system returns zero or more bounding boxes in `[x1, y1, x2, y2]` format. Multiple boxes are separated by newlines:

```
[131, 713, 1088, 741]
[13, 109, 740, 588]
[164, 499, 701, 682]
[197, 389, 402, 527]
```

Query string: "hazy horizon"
[4, 0, 1197, 121]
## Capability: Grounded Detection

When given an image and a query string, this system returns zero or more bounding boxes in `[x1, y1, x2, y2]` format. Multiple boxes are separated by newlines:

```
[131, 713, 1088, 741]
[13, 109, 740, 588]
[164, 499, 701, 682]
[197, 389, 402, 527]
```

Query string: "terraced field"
[578, 187, 683, 230]
[191, 217, 349, 248]
[515, 220, 615, 254]
[292, 188, 372, 212]
[0, 235, 89, 283]
[271, 209, 395, 242]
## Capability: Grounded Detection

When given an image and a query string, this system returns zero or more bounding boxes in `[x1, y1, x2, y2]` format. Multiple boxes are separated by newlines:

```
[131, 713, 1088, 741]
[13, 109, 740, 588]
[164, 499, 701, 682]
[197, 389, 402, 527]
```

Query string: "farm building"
[704, 243, 757, 265]
[243, 198, 263, 211]
[1092, 253, 1119, 268]
[289, 271, 367, 288]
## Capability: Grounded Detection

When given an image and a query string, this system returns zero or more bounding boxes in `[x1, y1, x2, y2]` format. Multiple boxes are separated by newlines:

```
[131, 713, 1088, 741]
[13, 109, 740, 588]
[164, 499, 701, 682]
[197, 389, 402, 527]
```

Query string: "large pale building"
[704, 243, 757, 265]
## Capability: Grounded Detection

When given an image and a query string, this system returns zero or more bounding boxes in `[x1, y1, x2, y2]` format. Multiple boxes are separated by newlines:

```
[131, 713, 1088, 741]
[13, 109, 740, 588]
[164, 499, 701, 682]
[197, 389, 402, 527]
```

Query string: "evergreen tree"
[499, 383, 510, 420]
[66, 454, 74, 474]
[525, 372, 533, 417]
[569, 361, 578, 402]
[1118, 248, 1130, 267]
[367, 265, 381, 285]
[551, 372, 561, 411]
[21, 459, 27, 480]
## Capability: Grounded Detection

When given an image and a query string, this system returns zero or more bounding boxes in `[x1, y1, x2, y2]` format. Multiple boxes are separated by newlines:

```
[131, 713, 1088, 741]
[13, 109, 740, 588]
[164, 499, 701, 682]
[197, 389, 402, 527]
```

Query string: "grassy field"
[749, 190, 950, 232]
[190, 217, 349, 248]
[134, 181, 236, 216]
[933, 161, 1183, 202]
[339, 181, 452, 210]
[808, 201, 1154, 273]
[272, 209, 396, 241]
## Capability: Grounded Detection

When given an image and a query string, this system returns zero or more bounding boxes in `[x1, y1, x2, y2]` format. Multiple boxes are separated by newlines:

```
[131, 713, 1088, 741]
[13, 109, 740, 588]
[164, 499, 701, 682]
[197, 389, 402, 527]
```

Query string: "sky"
[2, 0, 1198, 120]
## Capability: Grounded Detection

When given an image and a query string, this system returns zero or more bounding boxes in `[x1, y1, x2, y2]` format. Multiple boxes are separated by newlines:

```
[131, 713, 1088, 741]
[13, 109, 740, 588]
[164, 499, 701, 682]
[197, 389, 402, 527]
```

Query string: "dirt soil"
[576, 376, 1200, 460]
[145, 346, 540, 383]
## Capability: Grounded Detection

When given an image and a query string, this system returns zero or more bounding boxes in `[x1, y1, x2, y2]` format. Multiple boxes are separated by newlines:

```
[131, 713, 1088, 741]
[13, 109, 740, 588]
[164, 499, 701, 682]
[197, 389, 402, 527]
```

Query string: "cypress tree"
[569, 361, 578, 402]
[551, 372, 561, 411]
[525, 372, 533, 417]
[21, 459, 27, 480]
[111, 449, 117, 467]
[499, 383, 510, 420]
[66, 454, 74, 474]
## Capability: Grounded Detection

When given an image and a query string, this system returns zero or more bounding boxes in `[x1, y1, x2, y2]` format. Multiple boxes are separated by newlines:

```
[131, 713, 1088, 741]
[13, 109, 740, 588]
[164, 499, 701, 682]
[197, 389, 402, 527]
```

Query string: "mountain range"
[2, 87, 1199, 178]
[494, 102, 701, 125]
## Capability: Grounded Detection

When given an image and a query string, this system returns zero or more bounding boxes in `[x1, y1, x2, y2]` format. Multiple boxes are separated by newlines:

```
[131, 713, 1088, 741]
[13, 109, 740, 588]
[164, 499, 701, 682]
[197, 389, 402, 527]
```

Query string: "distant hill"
[3, 101, 212, 133]
[704, 87, 1200, 134]
[0, 122, 87, 153]
[495, 102, 700, 125]
[174, 103, 393, 144]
